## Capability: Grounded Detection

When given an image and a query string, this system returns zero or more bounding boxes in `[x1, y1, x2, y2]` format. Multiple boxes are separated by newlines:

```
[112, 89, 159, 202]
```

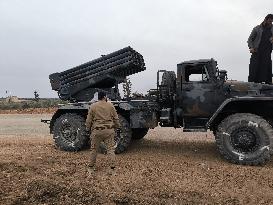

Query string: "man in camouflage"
[86, 91, 120, 174]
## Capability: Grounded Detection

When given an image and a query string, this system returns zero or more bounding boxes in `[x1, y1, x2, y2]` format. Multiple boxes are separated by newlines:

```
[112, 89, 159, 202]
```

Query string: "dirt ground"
[1, 114, 273, 204]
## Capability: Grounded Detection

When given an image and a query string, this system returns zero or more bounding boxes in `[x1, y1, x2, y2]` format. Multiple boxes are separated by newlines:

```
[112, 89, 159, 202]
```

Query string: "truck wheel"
[115, 115, 132, 153]
[53, 113, 89, 151]
[132, 128, 149, 140]
[215, 113, 273, 165]
[161, 71, 176, 102]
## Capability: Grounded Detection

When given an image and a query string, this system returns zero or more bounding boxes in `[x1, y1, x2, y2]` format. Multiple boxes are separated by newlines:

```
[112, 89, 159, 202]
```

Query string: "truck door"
[180, 65, 221, 118]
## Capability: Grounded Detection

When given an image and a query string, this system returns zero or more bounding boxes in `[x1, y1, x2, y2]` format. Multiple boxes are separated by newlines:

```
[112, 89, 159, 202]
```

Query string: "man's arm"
[111, 105, 121, 129]
[86, 106, 94, 131]
[247, 27, 257, 51]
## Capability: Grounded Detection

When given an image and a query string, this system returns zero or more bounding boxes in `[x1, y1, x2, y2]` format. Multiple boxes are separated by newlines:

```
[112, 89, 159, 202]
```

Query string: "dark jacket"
[247, 24, 273, 50]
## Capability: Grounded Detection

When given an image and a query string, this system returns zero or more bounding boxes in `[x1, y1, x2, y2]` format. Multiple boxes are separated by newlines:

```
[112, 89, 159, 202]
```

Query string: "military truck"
[45, 47, 273, 166]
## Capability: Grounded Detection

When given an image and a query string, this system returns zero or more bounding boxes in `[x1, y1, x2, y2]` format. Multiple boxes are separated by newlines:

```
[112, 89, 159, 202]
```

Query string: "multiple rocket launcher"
[49, 47, 146, 101]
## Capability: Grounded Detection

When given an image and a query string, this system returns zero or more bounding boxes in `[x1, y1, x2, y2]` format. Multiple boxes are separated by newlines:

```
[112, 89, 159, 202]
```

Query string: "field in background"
[0, 98, 61, 114]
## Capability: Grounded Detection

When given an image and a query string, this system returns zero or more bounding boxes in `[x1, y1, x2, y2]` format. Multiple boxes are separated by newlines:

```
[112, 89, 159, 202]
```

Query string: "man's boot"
[107, 166, 116, 176]
[87, 165, 96, 175]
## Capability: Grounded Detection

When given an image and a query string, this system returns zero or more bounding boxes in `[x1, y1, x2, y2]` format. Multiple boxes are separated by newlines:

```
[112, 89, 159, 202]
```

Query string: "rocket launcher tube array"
[49, 47, 146, 100]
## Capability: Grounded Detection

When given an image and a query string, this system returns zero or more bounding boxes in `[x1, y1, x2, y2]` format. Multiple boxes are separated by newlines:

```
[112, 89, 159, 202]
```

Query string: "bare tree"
[34, 90, 40, 102]
[122, 78, 132, 99]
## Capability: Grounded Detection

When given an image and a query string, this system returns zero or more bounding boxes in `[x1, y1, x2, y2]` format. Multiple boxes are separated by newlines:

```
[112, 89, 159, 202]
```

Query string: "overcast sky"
[0, 0, 272, 98]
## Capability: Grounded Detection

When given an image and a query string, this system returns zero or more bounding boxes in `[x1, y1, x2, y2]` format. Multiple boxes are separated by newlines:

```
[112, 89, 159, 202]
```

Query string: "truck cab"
[158, 58, 227, 130]
[176, 59, 226, 131]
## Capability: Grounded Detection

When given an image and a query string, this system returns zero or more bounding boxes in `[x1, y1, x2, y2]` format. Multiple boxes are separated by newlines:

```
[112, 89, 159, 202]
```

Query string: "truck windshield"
[186, 65, 210, 82]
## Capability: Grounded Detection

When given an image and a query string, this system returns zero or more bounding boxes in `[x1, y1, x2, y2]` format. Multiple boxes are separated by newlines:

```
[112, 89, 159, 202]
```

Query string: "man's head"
[98, 91, 107, 101]
[263, 14, 273, 26]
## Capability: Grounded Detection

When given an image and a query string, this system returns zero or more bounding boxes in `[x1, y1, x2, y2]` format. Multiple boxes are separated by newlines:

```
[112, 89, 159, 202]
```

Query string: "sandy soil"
[1, 114, 273, 204]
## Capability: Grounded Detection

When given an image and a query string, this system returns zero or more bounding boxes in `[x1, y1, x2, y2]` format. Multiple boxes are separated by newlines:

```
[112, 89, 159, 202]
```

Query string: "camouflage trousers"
[89, 128, 116, 168]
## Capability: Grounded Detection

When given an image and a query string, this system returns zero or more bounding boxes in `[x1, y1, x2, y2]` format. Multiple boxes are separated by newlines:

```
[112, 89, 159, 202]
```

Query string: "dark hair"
[265, 14, 273, 20]
[98, 91, 106, 100]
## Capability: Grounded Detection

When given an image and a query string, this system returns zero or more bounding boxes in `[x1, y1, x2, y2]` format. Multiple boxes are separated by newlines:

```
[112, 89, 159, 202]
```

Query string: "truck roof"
[178, 58, 215, 66]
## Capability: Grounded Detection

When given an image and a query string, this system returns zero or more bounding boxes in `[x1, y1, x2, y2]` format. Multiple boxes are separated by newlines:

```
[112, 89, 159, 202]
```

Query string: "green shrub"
[0, 99, 65, 110]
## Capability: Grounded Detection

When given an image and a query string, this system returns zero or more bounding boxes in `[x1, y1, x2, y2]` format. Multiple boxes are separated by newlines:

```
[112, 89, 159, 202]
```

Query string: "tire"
[161, 71, 176, 90]
[161, 71, 176, 101]
[53, 113, 89, 151]
[114, 115, 132, 153]
[132, 128, 149, 140]
[215, 113, 273, 165]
